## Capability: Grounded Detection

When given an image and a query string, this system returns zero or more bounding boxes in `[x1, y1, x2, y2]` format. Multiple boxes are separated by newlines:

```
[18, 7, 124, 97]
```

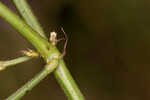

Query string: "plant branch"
[12, 1, 85, 99]
[0, 2, 50, 59]
[12, 0, 47, 39]
[0, 1, 85, 100]
[0, 56, 31, 71]
[6, 57, 59, 100]
[55, 60, 85, 100]
[12, 0, 85, 99]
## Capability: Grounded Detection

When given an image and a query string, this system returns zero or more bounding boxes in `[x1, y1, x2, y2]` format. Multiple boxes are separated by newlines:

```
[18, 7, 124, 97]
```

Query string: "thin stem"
[6, 58, 59, 100]
[0, 1, 85, 100]
[12, 0, 85, 99]
[0, 56, 31, 71]
[12, 0, 47, 39]
[55, 60, 85, 100]
[12, 1, 85, 99]
[0, 2, 50, 58]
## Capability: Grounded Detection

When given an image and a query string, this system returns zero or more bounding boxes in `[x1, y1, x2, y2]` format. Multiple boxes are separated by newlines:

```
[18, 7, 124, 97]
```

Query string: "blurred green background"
[0, 0, 150, 100]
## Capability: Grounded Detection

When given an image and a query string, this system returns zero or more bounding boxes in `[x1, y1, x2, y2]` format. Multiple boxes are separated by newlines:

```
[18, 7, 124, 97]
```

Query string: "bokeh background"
[0, 0, 150, 100]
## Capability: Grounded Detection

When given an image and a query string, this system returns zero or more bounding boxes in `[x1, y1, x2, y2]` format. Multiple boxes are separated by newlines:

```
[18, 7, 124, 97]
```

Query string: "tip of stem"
[21, 49, 39, 58]
[0, 63, 5, 71]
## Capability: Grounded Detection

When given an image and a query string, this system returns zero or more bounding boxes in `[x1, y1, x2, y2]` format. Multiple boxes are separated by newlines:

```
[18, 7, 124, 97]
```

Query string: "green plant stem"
[12, 0, 47, 39]
[0, 2, 50, 59]
[0, 1, 84, 100]
[0, 56, 31, 71]
[12, 1, 85, 99]
[6, 58, 59, 100]
[55, 60, 85, 100]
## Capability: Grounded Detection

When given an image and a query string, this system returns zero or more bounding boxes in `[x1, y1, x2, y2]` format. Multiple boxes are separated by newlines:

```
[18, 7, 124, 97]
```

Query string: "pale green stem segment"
[0, 56, 31, 71]
[11, 1, 85, 99]
[0, 1, 85, 100]
[12, 0, 47, 39]
[0, 2, 50, 59]
[55, 60, 85, 100]
[6, 58, 59, 100]
[12, 0, 85, 99]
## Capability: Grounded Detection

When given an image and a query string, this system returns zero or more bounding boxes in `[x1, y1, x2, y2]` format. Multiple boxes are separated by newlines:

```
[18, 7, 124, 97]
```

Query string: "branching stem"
[6, 57, 59, 100]
[0, 1, 85, 100]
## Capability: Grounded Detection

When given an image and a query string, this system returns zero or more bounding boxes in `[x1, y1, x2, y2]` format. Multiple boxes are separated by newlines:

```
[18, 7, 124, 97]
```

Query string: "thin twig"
[0, 56, 31, 71]
[12, 0, 47, 39]
[6, 57, 59, 100]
